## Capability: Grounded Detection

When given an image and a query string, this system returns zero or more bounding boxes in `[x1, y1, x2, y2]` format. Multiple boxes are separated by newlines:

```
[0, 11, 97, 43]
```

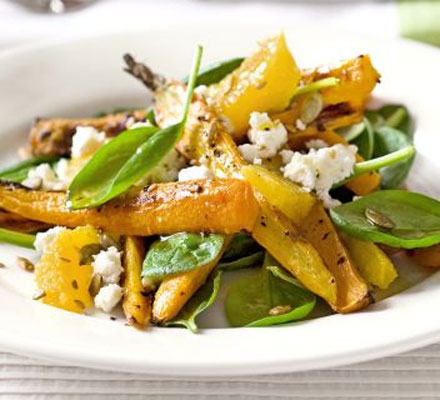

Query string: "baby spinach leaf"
[218, 251, 264, 271]
[103, 123, 182, 202]
[361, 104, 415, 188]
[68, 46, 203, 209]
[67, 126, 159, 209]
[225, 253, 316, 327]
[146, 109, 158, 127]
[142, 233, 225, 279]
[330, 190, 440, 249]
[337, 120, 365, 142]
[0, 228, 35, 249]
[166, 269, 222, 333]
[373, 126, 415, 189]
[369, 104, 414, 138]
[349, 118, 375, 160]
[220, 233, 261, 261]
[182, 57, 244, 86]
[364, 109, 384, 127]
[217, 233, 263, 271]
[0, 156, 60, 183]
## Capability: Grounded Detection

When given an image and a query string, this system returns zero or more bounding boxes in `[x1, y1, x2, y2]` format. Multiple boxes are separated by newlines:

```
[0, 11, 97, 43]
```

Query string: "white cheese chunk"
[282, 144, 357, 208]
[22, 163, 66, 191]
[238, 144, 259, 164]
[178, 165, 214, 182]
[94, 284, 123, 313]
[279, 149, 295, 165]
[54, 158, 79, 187]
[34, 226, 67, 252]
[92, 246, 123, 285]
[71, 126, 106, 158]
[238, 112, 288, 164]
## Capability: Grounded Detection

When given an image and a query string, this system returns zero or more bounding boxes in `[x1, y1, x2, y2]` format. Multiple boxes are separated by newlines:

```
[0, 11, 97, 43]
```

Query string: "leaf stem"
[0, 228, 35, 249]
[291, 77, 339, 99]
[182, 45, 203, 123]
[333, 146, 415, 188]
[385, 107, 406, 128]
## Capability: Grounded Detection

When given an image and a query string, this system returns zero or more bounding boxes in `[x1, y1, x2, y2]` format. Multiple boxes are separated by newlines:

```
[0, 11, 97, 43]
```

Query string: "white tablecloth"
[1, 1, 439, 398]
[3, 344, 440, 399]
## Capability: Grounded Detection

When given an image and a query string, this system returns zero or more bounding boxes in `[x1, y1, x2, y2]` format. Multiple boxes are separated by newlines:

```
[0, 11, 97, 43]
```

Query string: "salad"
[0, 32, 438, 332]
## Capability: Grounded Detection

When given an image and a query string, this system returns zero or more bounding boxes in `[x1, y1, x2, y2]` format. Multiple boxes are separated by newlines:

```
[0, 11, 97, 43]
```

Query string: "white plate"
[1, 24, 440, 376]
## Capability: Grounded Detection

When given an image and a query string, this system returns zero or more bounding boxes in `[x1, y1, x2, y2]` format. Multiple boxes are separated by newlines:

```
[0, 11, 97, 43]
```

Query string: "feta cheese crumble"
[71, 126, 107, 158]
[94, 284, 123, 313]
[54, 158, 79, 187]
[280, 149, 294, 164]
[23, 126, 108, 192]
[92, 246, 123, 285]
[22, 163, 67, 191]
[238, 112, 287, 164]
[34, 226, 67, 252]
[178, 165, 214, 181]
[282, 144, 357, 208]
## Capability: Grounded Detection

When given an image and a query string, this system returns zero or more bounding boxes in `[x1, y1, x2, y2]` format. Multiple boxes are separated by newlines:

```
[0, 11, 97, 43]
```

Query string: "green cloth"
[398, 0, 440, 47]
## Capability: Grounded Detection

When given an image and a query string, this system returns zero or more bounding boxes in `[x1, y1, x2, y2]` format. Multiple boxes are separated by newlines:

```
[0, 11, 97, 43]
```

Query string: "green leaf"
[368, 104, 414, 138]
[0, 156, 60, 183]
[68, 45, 203, 209]
[142, 233, 225, 279]
[0, 228, 35, 249]
[291, 77, 339, 99]
[182, 57, 244, 86]
[330, 190, 440, 249]
[166, 269, 222, 333]
[67, 126, 159, 209]
[333, 146, 415, 189]
[101, 122, 183, 203]
[218, 251, 264, 271]
[337, 121, 365, 142]
[373, 126, 415, 189]
[364, 110, 384, 127]
[146, 109, 158, 127]
[225, 253, 316, 327]
[217, 233, 263, 271]
[349, 118, 375, 160]
[220, 233, 261, 261]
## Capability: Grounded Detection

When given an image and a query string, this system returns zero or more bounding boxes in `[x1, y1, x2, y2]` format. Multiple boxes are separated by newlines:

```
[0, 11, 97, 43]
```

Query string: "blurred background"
[1, 0, 439, 50]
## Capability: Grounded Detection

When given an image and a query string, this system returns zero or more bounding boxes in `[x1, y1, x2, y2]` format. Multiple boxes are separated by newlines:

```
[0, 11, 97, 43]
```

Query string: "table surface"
[1, 0, 439, 398]
[3, 344, 440, 399]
